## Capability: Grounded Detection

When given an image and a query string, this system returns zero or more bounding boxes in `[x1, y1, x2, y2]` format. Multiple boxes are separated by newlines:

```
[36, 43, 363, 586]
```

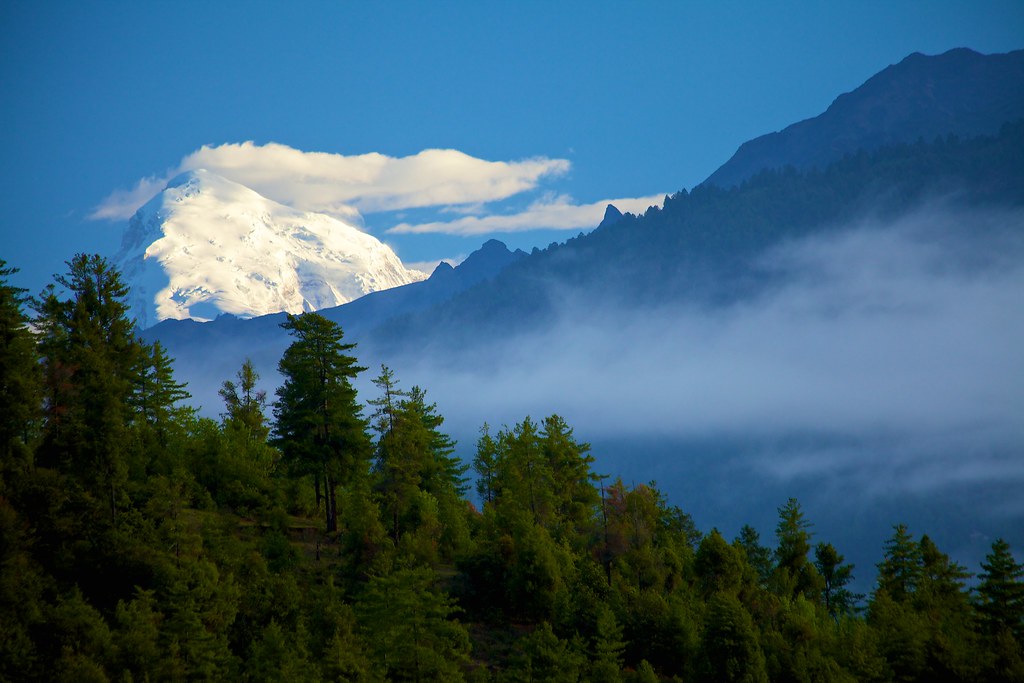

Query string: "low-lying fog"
[177, 204, 1024, 591]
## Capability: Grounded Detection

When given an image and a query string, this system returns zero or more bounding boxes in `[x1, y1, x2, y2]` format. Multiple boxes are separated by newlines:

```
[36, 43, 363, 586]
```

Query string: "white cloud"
[90, 142, 571, 221]
[386, 193, 667, 235]
[89, 176, 168, 220]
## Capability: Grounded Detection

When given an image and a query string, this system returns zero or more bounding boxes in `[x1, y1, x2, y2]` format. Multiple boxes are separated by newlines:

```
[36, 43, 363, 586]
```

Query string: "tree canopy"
[0, 255, 1021, 681]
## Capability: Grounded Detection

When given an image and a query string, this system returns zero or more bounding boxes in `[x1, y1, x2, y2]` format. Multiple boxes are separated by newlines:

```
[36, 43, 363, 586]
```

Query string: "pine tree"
[0, 260, 41, 476]
[696, 529, 744, 597]
[473, 423, 499, 506]
[814, 542, 860, 618]
[589, 604, 626, 682]
[273, 313, 371, 533]
[697, 593, 769, 683]
[495, 417, 554, 524]
[735, 525, 772, 587]
[876, 523, 922, 602]
[33, 254, 144, 523]
[369, 366, 421, 543]
[771, 498, 823, 602]
[916, 534, 970, 610]
[404, 385, 467, 497]
[540, 413, 598, 539]
[508, 621, 585, 682]
[976, 538, 1024, 639]
[131, 341, 191, 444]
[367, 364, 406, 437]
[356, 567, 471, 681]
[219, 358, 269, 443]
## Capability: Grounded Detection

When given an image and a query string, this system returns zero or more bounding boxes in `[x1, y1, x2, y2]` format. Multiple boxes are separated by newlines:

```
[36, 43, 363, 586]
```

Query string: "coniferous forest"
[2, 255, 1024, 682]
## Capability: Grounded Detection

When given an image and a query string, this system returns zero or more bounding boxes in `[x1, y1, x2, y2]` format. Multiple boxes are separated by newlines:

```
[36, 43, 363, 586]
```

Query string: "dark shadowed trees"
[0, 260, 40, 475]
[33, 254, 144, 523]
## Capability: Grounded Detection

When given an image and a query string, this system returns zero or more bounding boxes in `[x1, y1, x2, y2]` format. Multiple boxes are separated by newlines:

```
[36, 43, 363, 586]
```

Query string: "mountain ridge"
[140, 49, 1024, 409]
[703, 47, 1024, 189]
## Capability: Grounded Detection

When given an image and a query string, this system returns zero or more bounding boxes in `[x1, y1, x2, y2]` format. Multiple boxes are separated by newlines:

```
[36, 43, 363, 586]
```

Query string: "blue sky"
[1, 1, 1022, 294]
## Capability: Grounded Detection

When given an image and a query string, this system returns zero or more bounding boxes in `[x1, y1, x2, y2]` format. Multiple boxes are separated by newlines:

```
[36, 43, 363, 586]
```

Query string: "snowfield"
[114, 169, 426, 328]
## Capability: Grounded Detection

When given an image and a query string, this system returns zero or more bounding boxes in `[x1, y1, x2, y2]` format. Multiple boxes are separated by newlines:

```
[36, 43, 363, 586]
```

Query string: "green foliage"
[696, 529, 745, 597]
[975, 539, 1024, 680]
[0, 260, 40, 479]
[601, 479, 695, 593]
[1, 254, 1020, 681]
[975, 538, 1024, 638]
[870, 527, 980, 681]
[219, 357, 270, 443]
[772, 498, 824, 602]
[504, 621, 586, 682]
[697, 593, 768, 683]
[356, 566, 471, 681]
[735, 524, 772, 587]
[34, 254, 145, 524]
[248, 618, 319, 682]
[273, 312, 372, 532]
[876, 523, 922, 602]
[815, 542, 861, 618]
[588, 604, 627, 682]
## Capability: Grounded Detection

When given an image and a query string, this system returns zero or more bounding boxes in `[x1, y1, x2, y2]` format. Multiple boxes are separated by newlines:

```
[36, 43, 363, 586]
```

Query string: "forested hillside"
[2, 256, 1023, 681]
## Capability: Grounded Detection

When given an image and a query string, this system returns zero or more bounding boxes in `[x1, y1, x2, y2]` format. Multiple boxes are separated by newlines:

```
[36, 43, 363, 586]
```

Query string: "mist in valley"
[164, 203, 1024, 588]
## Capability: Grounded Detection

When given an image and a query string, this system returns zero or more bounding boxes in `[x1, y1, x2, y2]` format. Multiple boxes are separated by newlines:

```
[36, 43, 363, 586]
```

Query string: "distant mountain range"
[115, 169, 425, 328]
[141, 48, 1024, 409]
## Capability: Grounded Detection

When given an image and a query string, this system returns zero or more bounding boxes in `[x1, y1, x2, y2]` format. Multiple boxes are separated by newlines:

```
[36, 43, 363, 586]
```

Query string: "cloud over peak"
[91, 142, 571, 222]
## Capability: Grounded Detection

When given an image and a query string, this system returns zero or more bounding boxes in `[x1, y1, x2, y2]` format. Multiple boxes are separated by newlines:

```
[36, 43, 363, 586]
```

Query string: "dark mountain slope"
[323, 239, 525, 332]
[370, 120, 1024, 357]
[704, 48, 1024, 189]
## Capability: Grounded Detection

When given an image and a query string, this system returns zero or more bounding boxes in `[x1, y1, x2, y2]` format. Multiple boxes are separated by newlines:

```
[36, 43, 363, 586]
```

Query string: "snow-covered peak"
[114, 169, 426, 328]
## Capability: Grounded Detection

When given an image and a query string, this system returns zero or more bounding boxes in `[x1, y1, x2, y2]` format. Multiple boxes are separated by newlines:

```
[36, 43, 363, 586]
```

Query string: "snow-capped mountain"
[114, 169, 426, 328]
